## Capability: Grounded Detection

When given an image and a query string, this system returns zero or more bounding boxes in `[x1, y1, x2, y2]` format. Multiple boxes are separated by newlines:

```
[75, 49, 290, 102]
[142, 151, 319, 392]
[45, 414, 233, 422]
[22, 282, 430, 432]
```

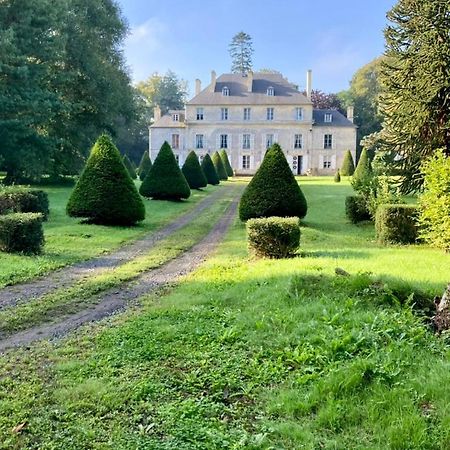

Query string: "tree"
[182, 151, 207, 189]
[307, 90, 345, 114]
[334, 170, 341, 183]
[220, 150, 233, 177]
[137, 151, 152, 181]
[139, 141, 190, 200]
[201, 154, 220, 186]
[123, 155, 137, 180]
[351, 148, 372, 194]
[229, 31, 253, 75]
[66, 135, 145, 225]
[212, 151, 228, 181]
[239, 143, 308, 221]
[341, 150, 355, 176]
[379, 0, 450, 192]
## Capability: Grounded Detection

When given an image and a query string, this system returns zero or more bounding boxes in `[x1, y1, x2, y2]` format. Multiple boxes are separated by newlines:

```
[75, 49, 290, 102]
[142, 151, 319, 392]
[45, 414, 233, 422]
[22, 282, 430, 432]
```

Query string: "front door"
[293, 155, 303, 175]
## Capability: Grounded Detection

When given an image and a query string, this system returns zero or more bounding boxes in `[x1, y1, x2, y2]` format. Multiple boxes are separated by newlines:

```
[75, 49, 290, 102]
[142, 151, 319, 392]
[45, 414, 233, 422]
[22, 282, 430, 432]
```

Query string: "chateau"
[149, 71, 357, 175]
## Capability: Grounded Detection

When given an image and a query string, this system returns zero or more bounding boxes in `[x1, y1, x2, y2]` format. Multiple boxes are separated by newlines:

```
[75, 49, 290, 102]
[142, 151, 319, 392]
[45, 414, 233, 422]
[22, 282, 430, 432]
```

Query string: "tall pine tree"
[229, 32, 253, 75]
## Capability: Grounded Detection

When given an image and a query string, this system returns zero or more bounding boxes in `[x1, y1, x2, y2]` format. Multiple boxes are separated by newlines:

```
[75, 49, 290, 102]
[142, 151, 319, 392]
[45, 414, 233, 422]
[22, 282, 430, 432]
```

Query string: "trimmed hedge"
[247, 216, 300, 258]
[140, 141, 191, 200]
[334, 170, 341, 183]
[201, 154, 220, 185]
[345, 196, 371, 223]
[138, 151, 152, 181]
[353, 148, 372, 186]
[341, 150, 355, 176]
[212, 151, 228, 181]
[375, 204, 419, 245]
[0, 212, 44, 254]
[220, 149, 233, 177]
[123, 154, 137, 180]
[182, 151, 207, 189]
[239, 143, 308, 221]
[67, 134, 145, 225]
[0, 188, 49, 220]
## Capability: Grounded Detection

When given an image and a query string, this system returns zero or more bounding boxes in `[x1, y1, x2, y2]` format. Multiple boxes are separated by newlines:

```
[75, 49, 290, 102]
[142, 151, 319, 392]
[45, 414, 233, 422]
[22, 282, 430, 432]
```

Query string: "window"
[324, 134, 333, 149]
[323, 156, 332, 169]
[172, 134, 179, 149]
[196, 108, 204, 120]
[172, 113, 179, 122]
[324, 113, 333, 123]
[221, 108, 228, 120]
[295, 107, 303, 121]
[222, 86, 229, 96]
[220, 134, 228, 149]
[243, 107, 251, 121]
[242, 134, 251, 149]
[266, 107, 274, 121]
[267, 86, 274, 96]
[175, 154, 180, 165]
[242, 155, 250, 170]
[294, 134, 302, 149]
[195, 134, 204, 149]
[266, 134, 274, 149]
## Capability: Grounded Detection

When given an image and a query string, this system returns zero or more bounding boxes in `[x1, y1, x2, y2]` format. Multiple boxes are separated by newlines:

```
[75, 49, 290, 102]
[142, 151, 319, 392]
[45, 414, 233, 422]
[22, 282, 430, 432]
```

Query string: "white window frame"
[242, 155, 250, 170]
[324, 134, 333, 149]
[242, 134, 251, 150]
[220, 134, 228, 149]
[294, 134, 302, 149]
[172, 133, 180, 149]
[172, 113, 179, 122]
[295, 107, 303, 121]
[266, 134, 274, 149]
[266, 107, 274, 121]
[267, 86, 274, 96]
[175, 154, 180, 165]
[222, 86, 229, 96]
[195, 134, 204, 149]
[243, 107, 251, 121]
[196, 108, 204, 120]
[221, 108, 228, 121]
[323, 155, 332, 169]
[324, 113, 333, 123]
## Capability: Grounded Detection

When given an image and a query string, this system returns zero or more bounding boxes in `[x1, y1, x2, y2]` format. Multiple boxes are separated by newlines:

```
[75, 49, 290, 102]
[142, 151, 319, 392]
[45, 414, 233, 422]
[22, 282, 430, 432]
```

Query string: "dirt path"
[0, 186, 232, 311]
[0, 193, 240, 351]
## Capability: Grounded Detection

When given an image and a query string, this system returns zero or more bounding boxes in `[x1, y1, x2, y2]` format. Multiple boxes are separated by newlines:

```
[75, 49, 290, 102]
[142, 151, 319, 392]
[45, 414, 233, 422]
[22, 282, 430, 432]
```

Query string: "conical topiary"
[66, 134, 145, 225]
[353, 148, 372, 184]
[341, 150, 355, 176]
[239, 143, 308, 221]
[334, 169, 341, 183]
[138, 151, 152, 181]
[220, 149, 233, 177]
[139, 141, 190, 200]
[182, 151, 207, 189]
[201, 154, 220, 185]
[123, 154, 137, 180]
[212, 151, 228, 181]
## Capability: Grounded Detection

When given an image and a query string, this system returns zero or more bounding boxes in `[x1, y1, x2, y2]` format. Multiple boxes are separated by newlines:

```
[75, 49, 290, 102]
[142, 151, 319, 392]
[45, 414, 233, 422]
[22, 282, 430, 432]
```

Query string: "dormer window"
[222, 86, 229, 96]
[267, 86, 274, 96]
[172, 113, 179, 122]
[324, 113, 333, 123]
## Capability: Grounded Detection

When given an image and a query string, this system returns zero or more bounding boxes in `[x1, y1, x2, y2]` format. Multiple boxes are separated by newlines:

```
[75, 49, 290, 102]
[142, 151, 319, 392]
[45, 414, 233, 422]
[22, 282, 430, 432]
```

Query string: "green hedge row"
[0, 188, 49, 220]
[0, 213, 44, 254]
[345, 196, 371, 223]
[375, 204, 418, 245]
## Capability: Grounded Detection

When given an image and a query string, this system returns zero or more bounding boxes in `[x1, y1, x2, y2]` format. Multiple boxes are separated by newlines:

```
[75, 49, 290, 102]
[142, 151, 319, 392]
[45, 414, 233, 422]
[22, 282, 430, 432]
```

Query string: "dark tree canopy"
[201, 154, 220, 186]
[182, 151, 207, 190]
[306, 90, 345, 114]
[137, 151, 152, 181]
[229, 31, 253, 75]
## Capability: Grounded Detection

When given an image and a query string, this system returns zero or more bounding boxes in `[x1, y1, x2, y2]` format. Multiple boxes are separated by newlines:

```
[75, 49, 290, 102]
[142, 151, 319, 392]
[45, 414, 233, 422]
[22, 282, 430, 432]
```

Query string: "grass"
[0, 177, 449, 449]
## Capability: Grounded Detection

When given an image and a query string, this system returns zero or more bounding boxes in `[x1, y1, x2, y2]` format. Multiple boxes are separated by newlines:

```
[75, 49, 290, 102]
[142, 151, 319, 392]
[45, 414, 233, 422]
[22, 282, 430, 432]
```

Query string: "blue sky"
[118, 0, 396, 96]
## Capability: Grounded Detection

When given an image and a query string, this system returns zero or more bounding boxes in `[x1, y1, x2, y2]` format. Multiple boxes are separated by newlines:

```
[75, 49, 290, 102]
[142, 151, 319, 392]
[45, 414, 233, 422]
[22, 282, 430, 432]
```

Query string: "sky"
[117, 0, 397, 96]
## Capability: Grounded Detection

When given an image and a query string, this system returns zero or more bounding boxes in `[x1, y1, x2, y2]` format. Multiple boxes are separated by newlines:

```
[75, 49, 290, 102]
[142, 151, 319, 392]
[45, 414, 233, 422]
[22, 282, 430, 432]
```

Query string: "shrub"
[123, 154, 137, 180]
[334, 170, 341, 183]
[247, 217, 300, 258]
[182, 151, 207, 189]
[220, 149, 233, 177]
[375, 204, 419, 245]
[0, 212, 44, 254]
[366, 175, 403, 219]
[201, 154, 220, 186]
[239, 143, 308, 221]
[0, 188, 49, 220]
[418, 150, 450, 251]
[212, 151, 228, 181]
[345, 196, 371, 223]
[352, 148, 372, 191]
[341, 150, 355, 176]
[140, 141, 190, 200]
[67, 134, 145, 225]
[137, 151, 152, 181]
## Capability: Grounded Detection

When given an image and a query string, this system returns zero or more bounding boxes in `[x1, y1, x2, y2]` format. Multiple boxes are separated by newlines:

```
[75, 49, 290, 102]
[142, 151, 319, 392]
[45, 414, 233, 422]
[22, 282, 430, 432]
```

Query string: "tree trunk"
[433, 284, 450, 333]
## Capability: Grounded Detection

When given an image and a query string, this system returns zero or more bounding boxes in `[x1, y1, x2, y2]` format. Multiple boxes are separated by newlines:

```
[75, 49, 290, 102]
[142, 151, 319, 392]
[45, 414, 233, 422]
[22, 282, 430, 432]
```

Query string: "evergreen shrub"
[123, 155, 137, 179]
[138, 151, 152, 181]
[334, 170, 341, 183]
[341, 150, 355, 176]
[375, 204, 418, 245]
[220, 149, 233, 177]
[201, 154, 220, 185]
[212, 151, 228, 180]
[345, 196, 371, 223]
[182, 151, 207, 189]
[0, 212, 44, 254]
[0, 188, 49, 220]
[352, 148, 372, 191]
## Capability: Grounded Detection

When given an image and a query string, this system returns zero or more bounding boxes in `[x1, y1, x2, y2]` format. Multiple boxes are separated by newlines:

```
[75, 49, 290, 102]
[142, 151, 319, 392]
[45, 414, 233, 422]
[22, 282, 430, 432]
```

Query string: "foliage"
[341, 150, 355, 176]
[67, 135, 145, 225]
[219, 149, 233, 177]
[181, 151, 207, 190]
[379, 0, 450, 192]
[351, 148, 372, 193]
[375, 204, 418, 245]
[137, 151, 152, 181]
[0, 212, 44, 254]
[366, 175, 403, 219]
[212, 151, 228, 181]
[201, 154, 220, 186]
[122, 155, 137, 180]
[229, 31, 253, 75]
[334, 170, 341, 183]
[139, 141, 190, 200]
[418, 150, 450, 251]
[307, 89, 345, 113]
[247, 216, 300, 258]
[239, 143, 307, 221]
[0, 188, 49, 220]
[345, 196, 371, 223]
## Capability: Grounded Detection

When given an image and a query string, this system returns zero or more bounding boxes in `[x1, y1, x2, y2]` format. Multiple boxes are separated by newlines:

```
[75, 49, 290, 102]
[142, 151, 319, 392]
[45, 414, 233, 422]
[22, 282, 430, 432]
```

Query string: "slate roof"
[188, 72, 312, 105]
[313, 109, 356, 128]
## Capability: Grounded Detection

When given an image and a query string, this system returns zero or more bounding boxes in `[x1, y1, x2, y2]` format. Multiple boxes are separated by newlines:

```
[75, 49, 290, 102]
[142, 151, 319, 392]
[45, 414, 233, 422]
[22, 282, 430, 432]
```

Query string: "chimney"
[247, 71, 253, 92]
[195, 79, 201, 96]
[154, 105, 161, 122]
[306, 69, 312, 99]
[347, 105, 354, 123]
[210, 70, 216, 91]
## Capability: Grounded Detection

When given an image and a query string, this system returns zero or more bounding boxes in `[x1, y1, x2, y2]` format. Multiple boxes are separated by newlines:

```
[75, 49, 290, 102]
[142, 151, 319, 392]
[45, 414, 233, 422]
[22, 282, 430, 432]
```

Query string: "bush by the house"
[140, 141, 191, 200]
[137, 151, 152, 181]
[123, 154, 137, 180]
[247, 216, 300, 258]
[239, 143, 308, 221]
[67, 134, 145, 225]
[212, 151, 228, 181]
[0, 188, 49, 220]
[341, 150, 355, 176]
[0, 212, 44, 254]
[375, 204, 419, 245]
[334, 170, 341, 183]
[220, 149, 233, 177]
[352, 148, 372, 191]
[345, 196, 371, 223]
[201, 154, 220, 185]
[182, 151, 207, 189]
[418, 150, 450, 251]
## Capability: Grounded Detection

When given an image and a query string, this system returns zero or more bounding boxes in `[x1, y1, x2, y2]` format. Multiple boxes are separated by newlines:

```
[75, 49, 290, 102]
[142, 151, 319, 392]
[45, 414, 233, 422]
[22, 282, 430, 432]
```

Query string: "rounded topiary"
[67, 134, 145, 225]
[123, 154, 137, 180]
[341, 150, 355, 176]
[182, 151, 207, 189]
[212, 151, 228, 181]
[201, 154, 220, 185]
[239, 143, 308, 221]
[334, 170, 341, 183]
[138, 151, 152, 181]
[220, 149, 233, 177]
[140, 141, 190, 200]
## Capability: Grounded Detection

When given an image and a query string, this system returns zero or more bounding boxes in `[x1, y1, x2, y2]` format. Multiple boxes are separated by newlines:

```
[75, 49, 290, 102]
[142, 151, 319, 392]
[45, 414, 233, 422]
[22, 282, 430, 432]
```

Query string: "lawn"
[1, 177, 449, 449]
